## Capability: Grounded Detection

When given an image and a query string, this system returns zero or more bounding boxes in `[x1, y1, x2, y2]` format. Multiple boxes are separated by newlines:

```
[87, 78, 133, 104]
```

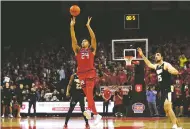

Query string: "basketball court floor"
[1, 117, 190, 129]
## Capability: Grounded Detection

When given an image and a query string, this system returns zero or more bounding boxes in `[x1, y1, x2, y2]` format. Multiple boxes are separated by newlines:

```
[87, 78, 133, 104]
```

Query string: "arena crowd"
[1, 35, 190, 117]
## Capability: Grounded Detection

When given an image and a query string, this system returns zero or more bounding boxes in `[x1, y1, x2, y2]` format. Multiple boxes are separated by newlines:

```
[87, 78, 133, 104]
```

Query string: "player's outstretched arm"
[66, 74, 74, 97]
[137, 48, 156, 69]
[86, 17, 97, 55]
[166, 63, 179, 75]
[70, 17, 80, 55]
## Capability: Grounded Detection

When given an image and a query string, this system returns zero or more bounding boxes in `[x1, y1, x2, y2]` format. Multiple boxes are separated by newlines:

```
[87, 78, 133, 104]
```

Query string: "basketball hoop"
[125, 56, 134, 66]
[125, 56, 140, 66]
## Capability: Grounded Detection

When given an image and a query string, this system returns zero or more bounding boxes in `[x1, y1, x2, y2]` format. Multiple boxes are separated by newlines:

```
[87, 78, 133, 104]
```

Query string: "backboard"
[112, 38, 148, 61]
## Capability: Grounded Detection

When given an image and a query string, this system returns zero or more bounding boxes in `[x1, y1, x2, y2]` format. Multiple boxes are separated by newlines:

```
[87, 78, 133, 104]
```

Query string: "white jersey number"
[158, 75, 162, 82]
[81, 53, 89, 59]
[75, 79, 82, 89]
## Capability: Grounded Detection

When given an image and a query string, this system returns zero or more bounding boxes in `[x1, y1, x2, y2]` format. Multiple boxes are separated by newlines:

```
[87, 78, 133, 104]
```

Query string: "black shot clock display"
[124, 14, 139, 29]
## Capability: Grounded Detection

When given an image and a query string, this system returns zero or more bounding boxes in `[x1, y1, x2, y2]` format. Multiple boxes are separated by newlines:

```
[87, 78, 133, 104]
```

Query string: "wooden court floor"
[1, 117, 190, 129]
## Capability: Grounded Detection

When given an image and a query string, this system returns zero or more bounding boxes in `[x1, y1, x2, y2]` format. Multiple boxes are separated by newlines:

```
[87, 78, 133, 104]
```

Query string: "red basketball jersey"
[76, 48, 95, 73]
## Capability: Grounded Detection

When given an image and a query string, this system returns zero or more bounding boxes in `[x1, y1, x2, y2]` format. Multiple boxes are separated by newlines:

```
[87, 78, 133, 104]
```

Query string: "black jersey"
[70, 74, 85, 98]
[155, 62, 172, 92]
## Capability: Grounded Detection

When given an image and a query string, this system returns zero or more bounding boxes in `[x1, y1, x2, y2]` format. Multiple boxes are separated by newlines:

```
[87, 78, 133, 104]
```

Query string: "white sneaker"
[93, 114, 102, 125]
[17, 114, 21, 118]
[1, 114, 5, 118]
[9, 114, 13, 118]
[83, 110, 91, 120]
[172, 124, 183, 129]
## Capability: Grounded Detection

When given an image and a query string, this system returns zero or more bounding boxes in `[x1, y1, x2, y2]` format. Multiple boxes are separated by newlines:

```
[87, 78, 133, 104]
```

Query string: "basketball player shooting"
[70, 16, 102, 125]
[64, 73, 89, 128]
[137, 48, 183, 129]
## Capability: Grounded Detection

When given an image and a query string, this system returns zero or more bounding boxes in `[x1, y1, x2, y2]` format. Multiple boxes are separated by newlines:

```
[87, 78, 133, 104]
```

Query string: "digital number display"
[124, 14, 139, 29]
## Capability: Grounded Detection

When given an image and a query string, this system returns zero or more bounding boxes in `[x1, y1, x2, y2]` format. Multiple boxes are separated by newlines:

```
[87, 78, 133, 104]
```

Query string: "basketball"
[70, 5, 80, 17]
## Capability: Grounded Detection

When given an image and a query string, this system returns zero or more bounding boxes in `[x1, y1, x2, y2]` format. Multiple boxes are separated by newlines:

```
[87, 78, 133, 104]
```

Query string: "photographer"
[113, 87, 123, 117]
[146, 85, 159, 117]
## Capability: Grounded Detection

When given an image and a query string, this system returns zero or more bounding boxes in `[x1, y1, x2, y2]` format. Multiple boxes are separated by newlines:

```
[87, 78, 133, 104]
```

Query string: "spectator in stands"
[110, 72, 119, 86]
[179, 54, 188, 69]
[118, 70, 127, 86]
[44, 89, 52, 101]
[57, 66, 65, 81]
[173, 84, 184, 117]
[146, 85, 159, 117]
[51, 89, 60, 101]
[184, 82, 190, 116]
[59, 89, 65, 101]
[23, 85, 30, 101]
[113, 87, 123, 117]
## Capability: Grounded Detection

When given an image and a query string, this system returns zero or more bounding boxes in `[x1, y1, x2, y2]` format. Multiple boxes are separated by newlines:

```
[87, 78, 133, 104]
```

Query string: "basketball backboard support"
[112, 38, 148, 61]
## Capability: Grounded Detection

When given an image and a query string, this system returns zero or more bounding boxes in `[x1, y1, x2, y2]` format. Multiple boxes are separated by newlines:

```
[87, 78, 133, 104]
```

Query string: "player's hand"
[137, 48, 143, 56]
[86, 17, 92, 27]
[70, 17, 76, 27]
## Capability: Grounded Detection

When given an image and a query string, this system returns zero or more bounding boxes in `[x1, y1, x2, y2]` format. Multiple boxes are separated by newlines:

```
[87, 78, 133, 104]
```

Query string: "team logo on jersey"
[132, 103, 145, 113]
[135, 84, 142, 92]
[156, 69, 163, 74]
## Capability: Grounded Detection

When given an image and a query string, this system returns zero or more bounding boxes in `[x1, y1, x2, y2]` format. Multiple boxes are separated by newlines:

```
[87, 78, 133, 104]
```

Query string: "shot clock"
[124, 14, 139, 29]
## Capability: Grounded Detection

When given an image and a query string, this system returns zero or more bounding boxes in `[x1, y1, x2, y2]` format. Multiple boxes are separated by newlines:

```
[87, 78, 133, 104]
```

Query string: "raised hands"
[86, 17, 92, 27]
[70, 17, 76, 27]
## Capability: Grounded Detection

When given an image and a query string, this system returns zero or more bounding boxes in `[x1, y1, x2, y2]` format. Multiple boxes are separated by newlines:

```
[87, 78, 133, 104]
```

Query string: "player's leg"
[105, 102, 109, 117]
[84, 77, 102, 125]
[103, 102, 106, 116]
[8, 101, 13, 118]
[164, 92, 182, 129]
[17, 101, 22, 117]
[28, 101, 32, 117]
[79, 97, 89, 128]
[152, 102, 159, 116]
[64, 98, 77, 126]
[148, 102, 154, 116]
[85, 78, 97, 115]
[33, 101, 36, 117]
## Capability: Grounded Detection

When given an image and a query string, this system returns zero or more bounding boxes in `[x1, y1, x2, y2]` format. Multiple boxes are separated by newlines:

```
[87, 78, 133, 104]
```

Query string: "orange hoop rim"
[124, 56, 140, 66]
[124, 56, 134, 66]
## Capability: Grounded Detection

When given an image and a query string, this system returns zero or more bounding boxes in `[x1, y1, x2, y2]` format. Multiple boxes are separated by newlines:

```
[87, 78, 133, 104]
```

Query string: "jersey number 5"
[158, 75, 162, 82]
[81, 53, 89, 59]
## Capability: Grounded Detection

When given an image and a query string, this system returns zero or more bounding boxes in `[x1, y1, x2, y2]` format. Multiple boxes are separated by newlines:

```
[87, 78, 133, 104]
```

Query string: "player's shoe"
[64, 124, 67, 128]
[93, 114, 102, 125]
[83, 110, 91, 120]
[172, 124, 183, 129]
[1, 114, 5, 118]
[9, 114, 13, 118]
[85, 123, 90, 128]
[17, 114, 21, 118]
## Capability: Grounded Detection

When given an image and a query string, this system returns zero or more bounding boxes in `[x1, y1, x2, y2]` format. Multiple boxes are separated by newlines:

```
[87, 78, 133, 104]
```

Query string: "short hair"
[155, 49, 164, 57]
[79, 38, 90, 43]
